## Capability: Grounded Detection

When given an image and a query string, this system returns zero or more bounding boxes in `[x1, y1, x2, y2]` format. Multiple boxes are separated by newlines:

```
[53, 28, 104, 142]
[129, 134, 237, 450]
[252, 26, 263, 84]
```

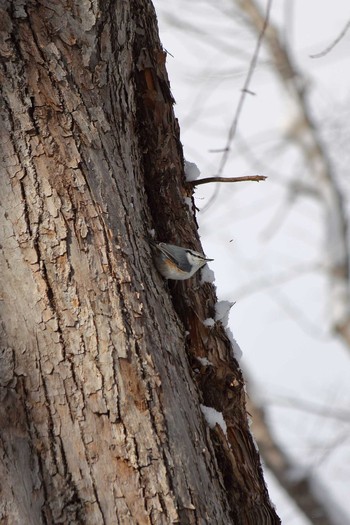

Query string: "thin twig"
[189, 175, 267, 186]
[216, 0, 273, 177]
[310, 20, 350, 58]
[264, 394, 350, 423]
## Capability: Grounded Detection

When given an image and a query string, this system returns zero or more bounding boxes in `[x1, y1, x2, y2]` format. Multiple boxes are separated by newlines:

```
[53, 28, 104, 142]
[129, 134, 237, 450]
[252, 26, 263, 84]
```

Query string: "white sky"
[154, 1, 350, 523]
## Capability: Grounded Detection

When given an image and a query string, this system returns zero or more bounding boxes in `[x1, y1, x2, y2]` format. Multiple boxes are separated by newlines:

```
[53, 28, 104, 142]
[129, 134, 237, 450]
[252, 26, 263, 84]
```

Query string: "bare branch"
[247, 394, 350, 525]
[235, 261, 322, 299]
[189, 175, 267, 186]
[216, 0, 273, 177]
[240, 0, 350, 351]
[310, 20, 350, 59]
[264, 395, 350, 423]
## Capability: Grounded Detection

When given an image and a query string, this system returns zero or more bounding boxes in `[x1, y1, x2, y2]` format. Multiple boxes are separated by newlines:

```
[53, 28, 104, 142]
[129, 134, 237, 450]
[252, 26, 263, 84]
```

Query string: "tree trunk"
[0, 1, 280, 523]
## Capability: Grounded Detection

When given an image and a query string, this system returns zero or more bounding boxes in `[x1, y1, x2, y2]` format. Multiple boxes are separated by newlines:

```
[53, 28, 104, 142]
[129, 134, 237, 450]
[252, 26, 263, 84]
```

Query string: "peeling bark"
[0, 1, 280, 524]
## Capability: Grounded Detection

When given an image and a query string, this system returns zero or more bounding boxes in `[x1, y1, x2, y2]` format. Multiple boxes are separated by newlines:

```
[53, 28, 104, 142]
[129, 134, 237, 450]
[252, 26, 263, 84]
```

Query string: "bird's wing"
[157, 243, 192, 272]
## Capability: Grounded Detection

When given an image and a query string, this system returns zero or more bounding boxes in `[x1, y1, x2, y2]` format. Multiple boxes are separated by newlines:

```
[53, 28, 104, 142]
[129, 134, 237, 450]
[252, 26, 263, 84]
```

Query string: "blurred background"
[153, 1, 350, 523]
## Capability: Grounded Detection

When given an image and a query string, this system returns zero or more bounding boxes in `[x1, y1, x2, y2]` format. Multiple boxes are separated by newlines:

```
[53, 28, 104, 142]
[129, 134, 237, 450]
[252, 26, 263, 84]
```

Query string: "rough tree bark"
[0, 1, 280, 524]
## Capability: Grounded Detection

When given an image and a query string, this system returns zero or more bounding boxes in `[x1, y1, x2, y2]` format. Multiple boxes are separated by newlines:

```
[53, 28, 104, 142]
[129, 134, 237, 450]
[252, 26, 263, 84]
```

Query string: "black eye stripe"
[187, 250, 205, 259]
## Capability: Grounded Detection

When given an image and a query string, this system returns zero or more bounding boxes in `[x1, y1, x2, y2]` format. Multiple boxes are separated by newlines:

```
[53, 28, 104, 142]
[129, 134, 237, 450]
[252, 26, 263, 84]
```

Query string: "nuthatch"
[151, 241, 213, 280]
